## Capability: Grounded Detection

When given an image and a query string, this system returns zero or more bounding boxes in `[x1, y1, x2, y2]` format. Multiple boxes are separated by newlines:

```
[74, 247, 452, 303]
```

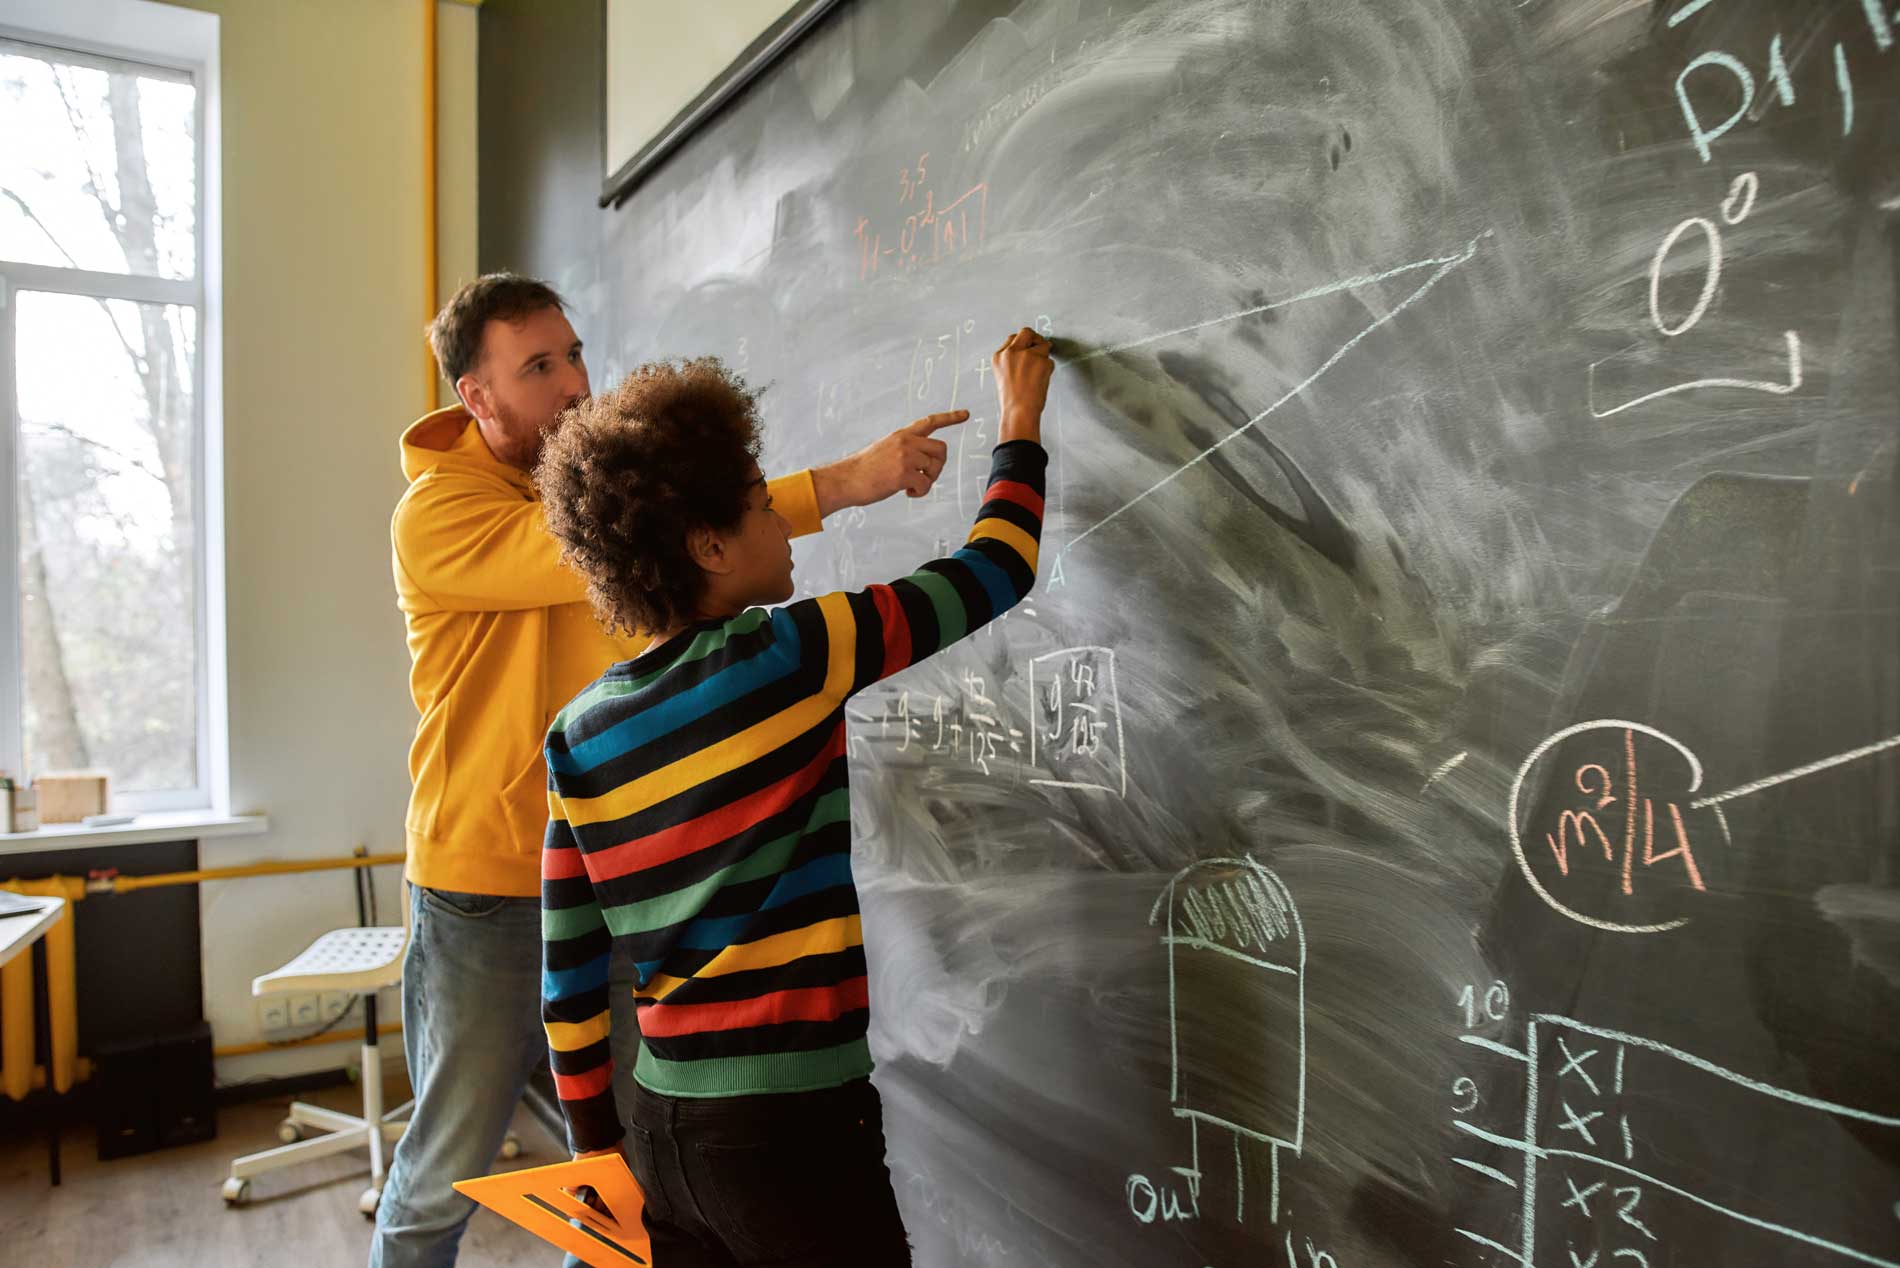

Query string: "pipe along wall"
[1, 852, 403, 1102]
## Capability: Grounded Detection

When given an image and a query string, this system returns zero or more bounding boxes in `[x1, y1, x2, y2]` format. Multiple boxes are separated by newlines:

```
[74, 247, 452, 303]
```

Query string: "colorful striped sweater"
[541, 440, 1047, 1151]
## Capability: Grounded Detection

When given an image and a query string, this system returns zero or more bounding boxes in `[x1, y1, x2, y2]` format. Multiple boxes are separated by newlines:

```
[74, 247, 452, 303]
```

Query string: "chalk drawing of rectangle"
[1159, 860, 1306, 1152]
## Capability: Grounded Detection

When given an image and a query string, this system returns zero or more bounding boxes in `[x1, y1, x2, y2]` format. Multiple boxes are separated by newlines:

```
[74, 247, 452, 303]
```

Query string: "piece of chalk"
[83, 813, 136, 827]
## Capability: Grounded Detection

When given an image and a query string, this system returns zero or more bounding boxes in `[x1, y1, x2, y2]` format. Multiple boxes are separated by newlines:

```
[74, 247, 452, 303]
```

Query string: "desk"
[1, 895, 67, 1185]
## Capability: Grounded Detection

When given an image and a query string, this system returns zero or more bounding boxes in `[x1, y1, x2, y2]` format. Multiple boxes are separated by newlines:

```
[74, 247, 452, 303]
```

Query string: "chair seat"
[253, 926, 406, 997]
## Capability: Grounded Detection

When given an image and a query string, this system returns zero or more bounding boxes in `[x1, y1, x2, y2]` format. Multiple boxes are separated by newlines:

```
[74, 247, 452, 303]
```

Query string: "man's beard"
[491, 398, 551, 470]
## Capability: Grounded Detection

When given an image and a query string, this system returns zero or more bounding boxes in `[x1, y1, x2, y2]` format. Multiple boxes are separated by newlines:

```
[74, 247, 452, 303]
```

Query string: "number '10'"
[1457, 981, 1509, 1029]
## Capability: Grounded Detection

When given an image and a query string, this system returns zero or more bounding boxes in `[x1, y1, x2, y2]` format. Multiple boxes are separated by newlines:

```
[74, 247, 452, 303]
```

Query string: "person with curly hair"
[380, 274, 960, 1268]
[537, 328, 1054, 1266]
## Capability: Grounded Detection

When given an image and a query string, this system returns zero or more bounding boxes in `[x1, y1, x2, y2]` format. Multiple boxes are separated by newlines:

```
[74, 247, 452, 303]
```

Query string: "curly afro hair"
[535, 357, 764, 636]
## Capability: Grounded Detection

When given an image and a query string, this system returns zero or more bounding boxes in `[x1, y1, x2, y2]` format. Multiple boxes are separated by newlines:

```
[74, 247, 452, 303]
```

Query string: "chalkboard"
[486, 1, 1900, 1264]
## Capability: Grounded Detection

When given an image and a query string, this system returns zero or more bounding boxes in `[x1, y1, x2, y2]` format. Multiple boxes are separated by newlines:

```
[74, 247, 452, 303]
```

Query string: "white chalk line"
[1158, 936, 1299, 973]
[1460, 1033, 1529, 1062]
[1453, 1157, 1519, 1188]
[1520, 1021, 1540, 1267]
[1667, 0, 1716, 29]
[1545, 1149, 1898, 1268]
[1588, 329, 1802, 419]
[1067, 250, 1470, 365]
[1422, 750, 1469, 793]
[1690, 733, 1900, 809]
[1456, 1119, 1537, 1155]
[1063, 231, 1491, 551]
[1172, 1106, 1298, 1150]
[1453, 1228, 1530, 1266]
[1535, 1015, 1900, 1128]
[1027, 778, 1118, 794]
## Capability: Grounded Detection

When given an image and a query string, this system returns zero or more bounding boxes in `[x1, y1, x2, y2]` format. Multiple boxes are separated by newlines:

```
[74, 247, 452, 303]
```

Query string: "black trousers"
[624, 1076, 913, 1267]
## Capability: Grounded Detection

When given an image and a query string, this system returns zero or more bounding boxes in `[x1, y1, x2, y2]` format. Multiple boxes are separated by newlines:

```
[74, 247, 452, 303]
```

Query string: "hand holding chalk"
[995, 326, 1054, 445]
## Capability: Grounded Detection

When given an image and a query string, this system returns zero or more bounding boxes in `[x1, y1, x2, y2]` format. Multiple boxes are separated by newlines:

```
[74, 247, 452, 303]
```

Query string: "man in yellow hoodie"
[374, 274, 955, 1267]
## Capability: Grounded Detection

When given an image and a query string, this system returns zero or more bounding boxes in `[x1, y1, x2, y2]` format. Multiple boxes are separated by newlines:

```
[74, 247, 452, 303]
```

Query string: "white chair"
[221, 918, 415, 1216]
[219, 878, 526, 1216]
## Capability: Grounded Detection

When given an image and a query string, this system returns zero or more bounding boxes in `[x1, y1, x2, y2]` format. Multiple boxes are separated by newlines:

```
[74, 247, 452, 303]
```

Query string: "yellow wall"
[154, 0, 477, 1081]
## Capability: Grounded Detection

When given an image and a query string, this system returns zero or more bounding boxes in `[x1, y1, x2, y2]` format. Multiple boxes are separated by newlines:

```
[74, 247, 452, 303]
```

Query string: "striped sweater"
[542, 440, 1047, 1151]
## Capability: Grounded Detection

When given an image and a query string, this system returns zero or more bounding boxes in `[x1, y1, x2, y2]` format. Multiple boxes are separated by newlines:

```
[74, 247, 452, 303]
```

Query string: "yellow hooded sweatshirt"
[392, 405, 823, 896]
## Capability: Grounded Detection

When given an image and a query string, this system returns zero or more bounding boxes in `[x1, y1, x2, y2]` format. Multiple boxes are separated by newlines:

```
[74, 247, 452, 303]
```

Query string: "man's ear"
[456, 372, 490, 421]
[685, 524, 732, 576]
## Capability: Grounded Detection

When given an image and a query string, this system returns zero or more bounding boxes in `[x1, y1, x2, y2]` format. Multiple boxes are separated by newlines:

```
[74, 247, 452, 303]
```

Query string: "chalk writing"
[1673, 18, 1885, 162]
[960, 67, 1061, 153]
[1457, 981, 1510, 1029]
[853, 153, 988, 282]
[866, 669, 1026, 778]
[1454, 1014, 1900, 1268]
[1510, 719, 1900, 933]
[1589, 172, 1803, 419]
[1284, 1231, 1341, 1268]
[1587, 330, 1802, 419]
[1027, 646, 1128, 796]
[1509, 721, 1708, 935]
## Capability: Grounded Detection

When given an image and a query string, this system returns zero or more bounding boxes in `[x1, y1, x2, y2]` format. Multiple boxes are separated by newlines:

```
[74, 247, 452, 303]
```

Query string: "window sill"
[0, 810, 269, 857]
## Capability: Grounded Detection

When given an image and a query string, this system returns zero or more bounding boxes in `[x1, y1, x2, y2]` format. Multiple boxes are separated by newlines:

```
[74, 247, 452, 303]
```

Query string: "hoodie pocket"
[498, 730, 554, 857]
[405, 711, 448, 840]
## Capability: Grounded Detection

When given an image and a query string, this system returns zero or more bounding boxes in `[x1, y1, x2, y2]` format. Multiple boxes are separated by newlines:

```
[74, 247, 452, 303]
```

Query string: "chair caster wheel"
[500, 1133, 522, 1160]
[359, 1185, 382, 1218]
[222, 1176, 251, 1206]
[277, 1119, 301, 1144]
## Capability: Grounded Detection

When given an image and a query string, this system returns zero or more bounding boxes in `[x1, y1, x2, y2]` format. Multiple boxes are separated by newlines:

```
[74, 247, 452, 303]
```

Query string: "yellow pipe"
[0, 876, 83, 1100]
[1, 952, 27, 1100]
[214, 1020, 402, 1060]
[4, 853, 403, 1095]
[423, 0, 440, 408]
[101, 852, 405, 894]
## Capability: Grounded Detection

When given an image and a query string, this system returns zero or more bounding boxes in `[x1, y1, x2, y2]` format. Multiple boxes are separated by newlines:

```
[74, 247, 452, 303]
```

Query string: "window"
[0, 5, 222, 814]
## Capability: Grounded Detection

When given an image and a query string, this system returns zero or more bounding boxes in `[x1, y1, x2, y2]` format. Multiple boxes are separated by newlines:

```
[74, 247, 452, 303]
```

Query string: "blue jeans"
[368, 886, 551, 1268]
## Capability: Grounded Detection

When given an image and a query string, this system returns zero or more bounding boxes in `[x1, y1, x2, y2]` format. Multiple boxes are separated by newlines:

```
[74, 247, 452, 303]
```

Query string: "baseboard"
[215, 1065, 355, 1108]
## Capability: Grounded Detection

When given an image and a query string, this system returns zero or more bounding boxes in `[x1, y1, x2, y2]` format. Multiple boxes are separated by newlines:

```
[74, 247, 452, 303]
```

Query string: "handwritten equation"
[1506, 719, 1900, 935]
[1510, 722, 1709, 936]
[855, 645, 1129, 798]
[1027, 646, 1128, 797]
[864, 665, 1025, 777]
[853, 152, 988, 283]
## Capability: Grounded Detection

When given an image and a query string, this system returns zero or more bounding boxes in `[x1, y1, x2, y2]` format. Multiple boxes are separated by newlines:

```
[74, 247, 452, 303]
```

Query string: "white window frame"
[0, 0, 225, 814]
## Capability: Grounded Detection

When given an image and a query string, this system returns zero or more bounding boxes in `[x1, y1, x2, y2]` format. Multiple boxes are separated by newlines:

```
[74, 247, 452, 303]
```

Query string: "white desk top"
[0, 895, 65, 970]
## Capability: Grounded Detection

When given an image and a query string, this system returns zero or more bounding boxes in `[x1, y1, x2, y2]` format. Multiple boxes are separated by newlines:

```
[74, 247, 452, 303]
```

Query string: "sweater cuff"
[769, 469, 823, 539]
[564, 1099, 626, 1155]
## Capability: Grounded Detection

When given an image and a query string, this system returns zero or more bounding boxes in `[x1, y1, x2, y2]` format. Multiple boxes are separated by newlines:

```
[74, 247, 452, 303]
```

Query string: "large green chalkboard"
[482, 2, 1900, 1263]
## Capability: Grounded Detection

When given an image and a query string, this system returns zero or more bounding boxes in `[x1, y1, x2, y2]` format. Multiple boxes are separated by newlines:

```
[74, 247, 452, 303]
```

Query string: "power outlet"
[319, 992, 351, 1023]
[258, 997, 290, 1032]
[289, 994, 321, 1027]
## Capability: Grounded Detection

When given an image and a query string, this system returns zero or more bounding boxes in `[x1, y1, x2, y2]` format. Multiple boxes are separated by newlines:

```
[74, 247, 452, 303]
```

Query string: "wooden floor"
[0, 1076, 562, 1267]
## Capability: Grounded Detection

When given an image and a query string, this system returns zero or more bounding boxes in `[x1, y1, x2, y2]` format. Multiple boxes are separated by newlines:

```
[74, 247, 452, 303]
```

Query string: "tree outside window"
[0, 38, 204, 802]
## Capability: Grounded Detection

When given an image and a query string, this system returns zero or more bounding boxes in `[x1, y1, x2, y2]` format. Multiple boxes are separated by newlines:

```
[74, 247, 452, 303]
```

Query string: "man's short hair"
[426, 272, 567, 387]
[535, 358, 764, 636]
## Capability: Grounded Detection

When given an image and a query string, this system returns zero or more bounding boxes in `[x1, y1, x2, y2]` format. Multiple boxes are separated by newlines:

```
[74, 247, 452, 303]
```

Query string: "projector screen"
[602, 1, 838, 206]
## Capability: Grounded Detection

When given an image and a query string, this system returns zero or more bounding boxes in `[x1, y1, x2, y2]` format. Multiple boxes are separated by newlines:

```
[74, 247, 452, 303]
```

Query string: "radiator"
[1, 876, 83, 1100]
